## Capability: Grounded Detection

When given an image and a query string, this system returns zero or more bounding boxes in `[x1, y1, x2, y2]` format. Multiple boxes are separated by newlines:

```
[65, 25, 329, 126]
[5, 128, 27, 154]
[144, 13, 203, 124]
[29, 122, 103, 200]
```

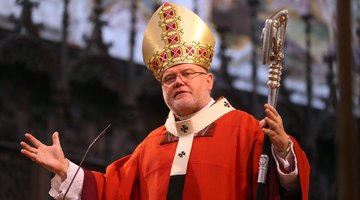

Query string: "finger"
[52, 132, 60, 146]
[265, 104, 279, 115]
[265, 117, 282, 134]
[262, 128, 276, 137]
[20, 141, 38, 153]
[259, 119, 266, 128]
[265, 108, 283, 126]
[264, 117, 276, 129]
[24, 133, 43, 148]
[20, 149, 39, 161]
[265, 104, 281, 121]
[265, 109, 276, 121]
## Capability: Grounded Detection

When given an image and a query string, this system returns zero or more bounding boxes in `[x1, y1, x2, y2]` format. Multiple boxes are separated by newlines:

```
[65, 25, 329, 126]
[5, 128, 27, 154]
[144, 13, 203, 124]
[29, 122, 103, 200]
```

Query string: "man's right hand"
[20, 132, 69, 180]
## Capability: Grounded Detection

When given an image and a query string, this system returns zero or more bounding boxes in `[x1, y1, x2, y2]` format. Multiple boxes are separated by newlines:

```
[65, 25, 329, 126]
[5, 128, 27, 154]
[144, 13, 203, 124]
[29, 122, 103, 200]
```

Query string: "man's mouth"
[174, 91, 188, 98]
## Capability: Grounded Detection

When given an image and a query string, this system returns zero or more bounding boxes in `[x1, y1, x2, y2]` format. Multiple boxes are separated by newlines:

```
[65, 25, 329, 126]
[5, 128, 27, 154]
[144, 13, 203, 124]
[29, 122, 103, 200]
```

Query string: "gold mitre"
[142, 2, 215, 81]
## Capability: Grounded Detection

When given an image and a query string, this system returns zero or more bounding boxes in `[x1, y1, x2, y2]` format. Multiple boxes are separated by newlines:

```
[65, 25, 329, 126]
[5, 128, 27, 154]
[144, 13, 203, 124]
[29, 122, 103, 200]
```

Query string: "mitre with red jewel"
[142, 2, 216, 81]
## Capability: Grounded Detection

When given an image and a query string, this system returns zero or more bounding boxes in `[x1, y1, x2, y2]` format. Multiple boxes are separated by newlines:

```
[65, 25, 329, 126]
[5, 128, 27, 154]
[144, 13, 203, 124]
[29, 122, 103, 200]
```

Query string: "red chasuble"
[81, 109, 310, 200]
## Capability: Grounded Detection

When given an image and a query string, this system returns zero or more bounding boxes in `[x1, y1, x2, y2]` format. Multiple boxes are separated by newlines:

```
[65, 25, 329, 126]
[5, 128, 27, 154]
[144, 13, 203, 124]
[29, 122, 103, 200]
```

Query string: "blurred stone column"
[336, 0, 359, 199]
[247, 0, 260, 116]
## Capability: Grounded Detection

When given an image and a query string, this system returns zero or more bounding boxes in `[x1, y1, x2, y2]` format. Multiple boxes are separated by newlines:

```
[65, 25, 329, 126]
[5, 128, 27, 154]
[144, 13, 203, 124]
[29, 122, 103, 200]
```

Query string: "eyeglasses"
[161, 71, 208, 86]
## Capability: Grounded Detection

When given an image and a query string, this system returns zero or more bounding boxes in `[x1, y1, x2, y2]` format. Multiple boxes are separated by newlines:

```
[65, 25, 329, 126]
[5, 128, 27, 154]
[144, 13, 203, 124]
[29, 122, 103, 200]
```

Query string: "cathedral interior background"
[0, 0, 359, 199]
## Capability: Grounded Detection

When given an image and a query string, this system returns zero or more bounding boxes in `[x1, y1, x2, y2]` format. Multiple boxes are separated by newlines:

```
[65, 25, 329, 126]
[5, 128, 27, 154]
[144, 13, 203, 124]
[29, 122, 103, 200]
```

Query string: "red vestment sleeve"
[82, 169, 99, 200]
[252, 131, 310, 200]
[292, 136, 311, 200]
[82, 153, 141, 200]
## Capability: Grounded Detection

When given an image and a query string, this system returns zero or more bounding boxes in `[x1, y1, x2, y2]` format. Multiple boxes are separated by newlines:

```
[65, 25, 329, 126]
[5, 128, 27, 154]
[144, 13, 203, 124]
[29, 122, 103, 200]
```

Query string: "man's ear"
[206, 73, 214, 90]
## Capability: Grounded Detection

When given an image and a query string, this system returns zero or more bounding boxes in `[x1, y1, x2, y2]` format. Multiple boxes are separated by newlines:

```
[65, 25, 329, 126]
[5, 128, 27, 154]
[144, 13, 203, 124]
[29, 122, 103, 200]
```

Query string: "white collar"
[165, 98, 234, 137]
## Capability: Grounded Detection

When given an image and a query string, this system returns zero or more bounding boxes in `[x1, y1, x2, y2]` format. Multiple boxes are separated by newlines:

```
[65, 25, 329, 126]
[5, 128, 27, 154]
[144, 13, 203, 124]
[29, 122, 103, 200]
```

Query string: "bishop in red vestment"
[82, 98, 310, 200]
[20, 2, 310, 200]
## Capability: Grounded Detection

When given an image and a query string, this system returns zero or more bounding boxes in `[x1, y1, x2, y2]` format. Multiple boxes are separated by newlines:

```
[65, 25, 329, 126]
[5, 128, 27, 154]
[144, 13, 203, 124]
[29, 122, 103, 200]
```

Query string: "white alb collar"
[165, 97, 234, 137]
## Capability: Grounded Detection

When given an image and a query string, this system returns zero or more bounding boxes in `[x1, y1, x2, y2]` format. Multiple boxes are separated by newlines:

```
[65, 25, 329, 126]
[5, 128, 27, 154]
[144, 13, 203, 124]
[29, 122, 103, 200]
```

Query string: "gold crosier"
[256, 9, 289, 200]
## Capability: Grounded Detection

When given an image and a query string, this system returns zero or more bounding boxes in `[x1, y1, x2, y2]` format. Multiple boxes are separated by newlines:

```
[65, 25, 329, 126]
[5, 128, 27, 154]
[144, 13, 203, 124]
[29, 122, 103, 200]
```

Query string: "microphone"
[63, 124, 111, 200]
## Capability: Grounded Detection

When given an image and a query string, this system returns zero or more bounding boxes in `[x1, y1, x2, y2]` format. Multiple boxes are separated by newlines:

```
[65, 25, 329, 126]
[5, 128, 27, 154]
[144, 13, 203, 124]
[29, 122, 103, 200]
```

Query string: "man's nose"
[174, 74, 185, 85]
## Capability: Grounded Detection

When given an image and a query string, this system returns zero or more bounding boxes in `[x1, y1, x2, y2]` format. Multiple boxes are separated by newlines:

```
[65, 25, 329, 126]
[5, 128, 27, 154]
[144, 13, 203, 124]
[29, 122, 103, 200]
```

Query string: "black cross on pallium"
[181, 125, 188, 133]
[224, 101, 230, 108]
[178, 151, 186, 158]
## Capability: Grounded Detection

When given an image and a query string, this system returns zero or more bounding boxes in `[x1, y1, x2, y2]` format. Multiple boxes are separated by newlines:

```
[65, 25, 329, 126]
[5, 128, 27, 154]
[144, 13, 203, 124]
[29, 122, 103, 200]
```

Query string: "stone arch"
[0, 35, 57, 77]
[133, 73, 168, 134]
[0, 35, 56, 141]
[64, 54, 131, 160]
[70, 54, 125, 98]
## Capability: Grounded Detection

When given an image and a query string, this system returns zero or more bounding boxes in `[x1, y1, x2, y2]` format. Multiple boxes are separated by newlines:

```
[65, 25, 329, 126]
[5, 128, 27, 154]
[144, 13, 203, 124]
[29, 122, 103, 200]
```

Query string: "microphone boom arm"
[63, 124, 111, 200]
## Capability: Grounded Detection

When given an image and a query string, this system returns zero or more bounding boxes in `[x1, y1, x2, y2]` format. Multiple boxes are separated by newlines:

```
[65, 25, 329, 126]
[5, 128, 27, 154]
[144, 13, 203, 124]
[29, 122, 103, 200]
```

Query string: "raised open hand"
[20, 132, 69, 179]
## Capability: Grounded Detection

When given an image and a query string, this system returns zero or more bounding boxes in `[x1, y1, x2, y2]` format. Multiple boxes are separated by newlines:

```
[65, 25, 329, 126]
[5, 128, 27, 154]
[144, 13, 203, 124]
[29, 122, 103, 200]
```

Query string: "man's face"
[161, 63, 214, 117]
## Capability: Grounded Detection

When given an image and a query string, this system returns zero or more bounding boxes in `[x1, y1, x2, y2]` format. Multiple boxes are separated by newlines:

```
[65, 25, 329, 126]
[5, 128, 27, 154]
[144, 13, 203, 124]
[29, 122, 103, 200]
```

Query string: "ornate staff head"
[261, 10, 288, 107]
